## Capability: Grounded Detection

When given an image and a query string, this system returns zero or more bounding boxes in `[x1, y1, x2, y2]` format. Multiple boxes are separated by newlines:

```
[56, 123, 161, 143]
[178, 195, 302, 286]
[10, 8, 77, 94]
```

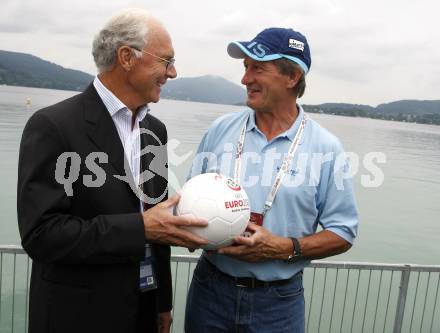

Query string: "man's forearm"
[298, 230, 352, 260]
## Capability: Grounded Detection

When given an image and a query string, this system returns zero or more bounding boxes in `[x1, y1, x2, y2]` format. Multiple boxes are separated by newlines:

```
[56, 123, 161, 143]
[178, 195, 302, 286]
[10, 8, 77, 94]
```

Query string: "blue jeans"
[185, 256, 305, 333]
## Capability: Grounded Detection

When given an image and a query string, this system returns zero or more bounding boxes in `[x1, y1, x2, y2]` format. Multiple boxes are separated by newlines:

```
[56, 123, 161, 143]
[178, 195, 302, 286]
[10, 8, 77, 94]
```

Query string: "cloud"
[0, 0, 439, 104]
[0, 1, 54, 33]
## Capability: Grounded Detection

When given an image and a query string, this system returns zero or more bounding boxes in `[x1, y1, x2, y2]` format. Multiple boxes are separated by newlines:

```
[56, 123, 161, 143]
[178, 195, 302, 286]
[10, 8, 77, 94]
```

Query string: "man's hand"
[143, 194, 208, 249]
[217, 223, 292, 262]
[157, 311, 172, 333]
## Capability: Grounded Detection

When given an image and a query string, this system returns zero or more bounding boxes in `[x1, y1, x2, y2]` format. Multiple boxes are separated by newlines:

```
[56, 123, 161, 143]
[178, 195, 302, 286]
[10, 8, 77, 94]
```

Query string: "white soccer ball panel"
[230, 214, 249, 236]
[183, 218, 233, 250]
[186, 198, 218, 221]
[202, 238, 234, 250]
[204, 217, 232, 244]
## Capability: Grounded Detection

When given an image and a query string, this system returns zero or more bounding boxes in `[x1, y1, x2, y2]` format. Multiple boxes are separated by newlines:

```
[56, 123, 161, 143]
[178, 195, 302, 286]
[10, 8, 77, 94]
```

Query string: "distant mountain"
[303, 100, 440, 125]
[162, 75, 246, 105]
[375, 100, 440, 116]
[0, 50, 246, 104]
[307, 103, 374, 113]
[0, 50, 93, 91]
[1, 50, 439, 124]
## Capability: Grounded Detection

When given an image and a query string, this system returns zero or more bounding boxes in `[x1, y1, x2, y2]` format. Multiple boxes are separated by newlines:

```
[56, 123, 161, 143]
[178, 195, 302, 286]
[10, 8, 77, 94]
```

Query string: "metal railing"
[0, 245, 439, 333]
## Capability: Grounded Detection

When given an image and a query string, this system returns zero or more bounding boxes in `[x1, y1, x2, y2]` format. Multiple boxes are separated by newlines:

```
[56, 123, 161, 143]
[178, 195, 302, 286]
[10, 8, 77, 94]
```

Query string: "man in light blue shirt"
[185, 27, 358, 333]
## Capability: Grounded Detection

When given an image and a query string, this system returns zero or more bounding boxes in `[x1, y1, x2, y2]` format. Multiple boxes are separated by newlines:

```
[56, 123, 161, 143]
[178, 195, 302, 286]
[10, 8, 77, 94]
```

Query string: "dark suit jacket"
[17, 84, 172, 333]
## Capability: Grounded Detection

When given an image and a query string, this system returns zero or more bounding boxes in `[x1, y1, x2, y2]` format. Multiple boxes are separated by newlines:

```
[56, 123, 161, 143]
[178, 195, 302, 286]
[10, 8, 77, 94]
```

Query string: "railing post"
[393, 265, 411, 333]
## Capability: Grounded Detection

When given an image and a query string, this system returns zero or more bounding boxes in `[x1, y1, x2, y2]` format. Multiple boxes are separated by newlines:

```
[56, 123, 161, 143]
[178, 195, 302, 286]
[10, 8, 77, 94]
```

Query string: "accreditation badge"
[140, 244, 157, 292]
[249, 212, 264, 226]
[242, 212, 264, 237]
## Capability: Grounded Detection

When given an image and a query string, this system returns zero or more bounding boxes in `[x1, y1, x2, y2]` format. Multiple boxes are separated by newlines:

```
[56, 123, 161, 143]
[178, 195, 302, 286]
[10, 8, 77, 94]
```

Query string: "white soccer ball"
[176, 173, 251, 250]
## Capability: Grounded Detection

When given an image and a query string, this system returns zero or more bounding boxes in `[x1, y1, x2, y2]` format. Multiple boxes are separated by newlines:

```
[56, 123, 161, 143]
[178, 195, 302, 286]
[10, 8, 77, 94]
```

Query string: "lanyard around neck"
[234, 112, 308, 217]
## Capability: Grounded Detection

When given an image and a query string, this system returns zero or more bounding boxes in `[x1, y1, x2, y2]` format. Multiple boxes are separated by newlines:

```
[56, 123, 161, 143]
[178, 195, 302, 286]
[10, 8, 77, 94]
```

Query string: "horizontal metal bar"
[171, 254, 199, 263]
[2, 246, 440, 273]
[0, 245, 26, 254]
[309, 260, 440, 272]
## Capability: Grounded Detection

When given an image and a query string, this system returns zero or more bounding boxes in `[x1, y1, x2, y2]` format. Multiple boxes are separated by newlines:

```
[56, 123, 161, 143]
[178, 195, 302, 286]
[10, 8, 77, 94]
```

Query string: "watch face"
[286, 254, 303, 264]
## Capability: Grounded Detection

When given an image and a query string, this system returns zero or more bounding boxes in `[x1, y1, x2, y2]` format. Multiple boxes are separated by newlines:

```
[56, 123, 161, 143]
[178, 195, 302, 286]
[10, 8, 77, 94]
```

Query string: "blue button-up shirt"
[189, 106, 359, 281]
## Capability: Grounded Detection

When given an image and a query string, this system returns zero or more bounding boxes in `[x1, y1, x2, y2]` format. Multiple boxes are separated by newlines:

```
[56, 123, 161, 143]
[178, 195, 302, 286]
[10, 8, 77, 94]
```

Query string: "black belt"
[203, 256, 297, 288]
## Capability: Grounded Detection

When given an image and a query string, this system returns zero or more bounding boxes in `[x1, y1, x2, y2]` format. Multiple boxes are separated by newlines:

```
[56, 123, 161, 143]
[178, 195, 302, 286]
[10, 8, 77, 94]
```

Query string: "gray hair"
[92, 8, 160, 73]
[273, 58, 306, 98]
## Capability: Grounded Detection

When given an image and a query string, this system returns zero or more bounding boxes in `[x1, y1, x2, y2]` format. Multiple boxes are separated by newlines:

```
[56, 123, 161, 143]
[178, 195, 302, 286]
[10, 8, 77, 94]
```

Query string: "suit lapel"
[140, 120, 155, 205]
[139, 116, 168, 207]
[82, 84, 127, 178]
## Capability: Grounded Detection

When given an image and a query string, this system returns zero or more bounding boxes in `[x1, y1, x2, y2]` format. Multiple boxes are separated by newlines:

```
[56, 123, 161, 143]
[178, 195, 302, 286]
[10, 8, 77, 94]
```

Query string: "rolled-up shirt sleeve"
[316, 141, 359, 244]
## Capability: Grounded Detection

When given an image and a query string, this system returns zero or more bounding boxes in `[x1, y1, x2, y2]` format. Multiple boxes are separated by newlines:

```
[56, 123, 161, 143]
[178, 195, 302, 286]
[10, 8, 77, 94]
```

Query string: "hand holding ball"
[176, 173, 250, 250]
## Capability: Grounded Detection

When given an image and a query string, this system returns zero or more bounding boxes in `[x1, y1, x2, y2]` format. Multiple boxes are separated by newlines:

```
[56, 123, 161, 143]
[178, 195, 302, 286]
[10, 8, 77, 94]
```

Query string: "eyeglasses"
[131, 47, 175, 71]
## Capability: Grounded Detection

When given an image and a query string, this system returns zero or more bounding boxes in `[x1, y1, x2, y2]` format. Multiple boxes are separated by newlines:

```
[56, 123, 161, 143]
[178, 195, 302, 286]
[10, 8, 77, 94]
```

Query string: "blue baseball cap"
[227, 27, 311, 74]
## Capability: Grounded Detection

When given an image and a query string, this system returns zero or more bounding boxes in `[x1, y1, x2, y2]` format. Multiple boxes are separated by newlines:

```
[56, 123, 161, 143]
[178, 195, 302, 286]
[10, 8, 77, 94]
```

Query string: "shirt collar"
[246, 105, 305, 142]
[93, 76, 149, 122]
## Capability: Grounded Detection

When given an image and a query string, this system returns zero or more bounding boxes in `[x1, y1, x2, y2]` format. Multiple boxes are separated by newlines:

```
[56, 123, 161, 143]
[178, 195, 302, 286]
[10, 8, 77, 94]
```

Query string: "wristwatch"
[285, 237, 303, 264]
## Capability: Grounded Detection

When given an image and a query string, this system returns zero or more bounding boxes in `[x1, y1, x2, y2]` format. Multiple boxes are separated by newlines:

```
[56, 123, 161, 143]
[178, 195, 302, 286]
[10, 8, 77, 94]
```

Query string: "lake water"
[1, 85, 440, 332]
[1, 85, 439, 265]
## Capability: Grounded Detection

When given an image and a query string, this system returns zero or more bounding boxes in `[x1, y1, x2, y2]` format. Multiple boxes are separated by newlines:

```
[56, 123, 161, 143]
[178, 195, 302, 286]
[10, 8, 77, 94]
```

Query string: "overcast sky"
[1, 0, 439, 106]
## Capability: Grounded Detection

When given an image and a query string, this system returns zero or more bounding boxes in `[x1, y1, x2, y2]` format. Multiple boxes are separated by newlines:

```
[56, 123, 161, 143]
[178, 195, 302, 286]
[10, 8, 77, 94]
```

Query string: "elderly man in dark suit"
[17, 8, 207, 333]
